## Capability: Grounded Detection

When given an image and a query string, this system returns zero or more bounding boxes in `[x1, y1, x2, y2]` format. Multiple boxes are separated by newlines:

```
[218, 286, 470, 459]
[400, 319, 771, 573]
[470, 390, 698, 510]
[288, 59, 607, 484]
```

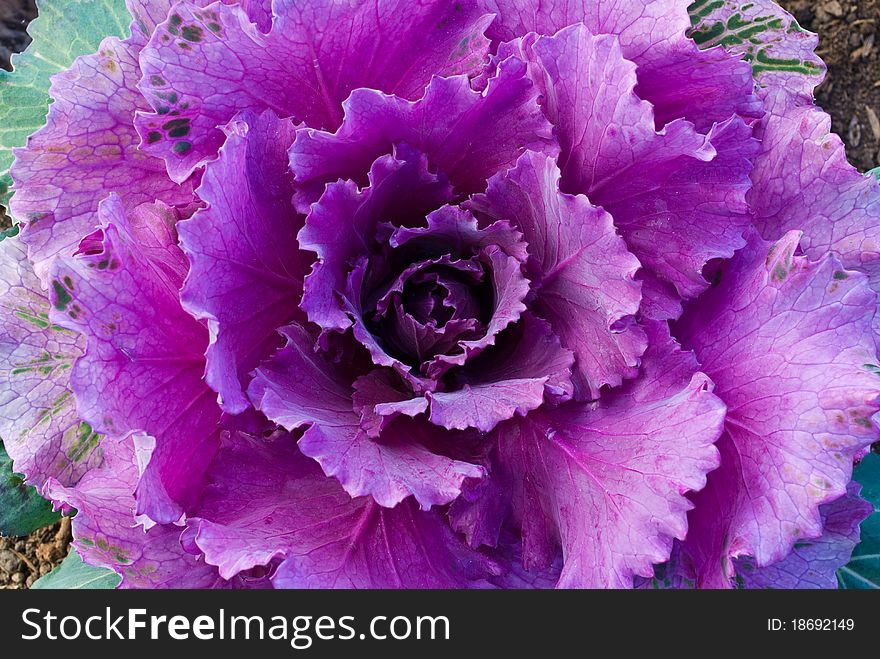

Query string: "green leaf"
[0, 0, 131, 213]
[855, 452, 880, 506]
[838, 453, 880, 589]
[31, 548, 120, 589]
[0, 440, 60, 536]
[687, 1, 824, 91]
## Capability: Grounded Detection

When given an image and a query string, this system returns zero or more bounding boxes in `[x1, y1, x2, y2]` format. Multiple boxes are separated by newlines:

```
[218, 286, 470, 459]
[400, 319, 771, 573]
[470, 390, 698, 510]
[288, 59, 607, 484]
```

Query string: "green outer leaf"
[0, 440, 60, 536]
[838, 453, 880, 589]
[0, 224, 20, 241]
[855, 452, 880, 505]
[0, 0, 131, 212]
[31, 547, 121, 589]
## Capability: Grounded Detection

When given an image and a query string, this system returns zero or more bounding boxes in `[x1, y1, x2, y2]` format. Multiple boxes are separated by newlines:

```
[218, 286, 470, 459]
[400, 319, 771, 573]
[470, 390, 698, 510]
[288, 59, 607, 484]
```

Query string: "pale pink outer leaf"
[687, 0, 825, 109]
[0, 237, 99, 490]
[47, 195, 221, 524]
[677, 231, 880, 585]
[45, 434, 222, 589]
[751, 106, 880, 295]
[127, 0, 273, 42]
[11, 36, 193, 283]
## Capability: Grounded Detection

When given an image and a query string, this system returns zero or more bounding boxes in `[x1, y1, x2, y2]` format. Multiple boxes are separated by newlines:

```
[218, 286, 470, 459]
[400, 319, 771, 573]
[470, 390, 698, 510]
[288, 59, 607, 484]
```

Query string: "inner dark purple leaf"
[364, 256, 492, 371]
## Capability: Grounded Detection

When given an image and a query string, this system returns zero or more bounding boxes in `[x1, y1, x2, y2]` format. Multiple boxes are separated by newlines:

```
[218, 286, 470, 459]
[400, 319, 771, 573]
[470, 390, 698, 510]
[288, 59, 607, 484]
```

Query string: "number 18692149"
[767, 619, 855, 631]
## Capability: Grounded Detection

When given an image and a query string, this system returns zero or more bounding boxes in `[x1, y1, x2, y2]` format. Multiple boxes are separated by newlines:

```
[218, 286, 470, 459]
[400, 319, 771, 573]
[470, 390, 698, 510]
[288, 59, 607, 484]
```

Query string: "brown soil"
[0, 2, 877, 588]
[779, 0, 880, 171]
[0, 517, 70, 589]
[0, 0, 35, 71]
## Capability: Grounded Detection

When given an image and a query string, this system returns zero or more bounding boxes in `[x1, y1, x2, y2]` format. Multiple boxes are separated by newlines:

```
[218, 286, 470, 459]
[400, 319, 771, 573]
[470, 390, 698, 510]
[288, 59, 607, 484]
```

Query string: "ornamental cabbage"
[1, 0, 878, 588]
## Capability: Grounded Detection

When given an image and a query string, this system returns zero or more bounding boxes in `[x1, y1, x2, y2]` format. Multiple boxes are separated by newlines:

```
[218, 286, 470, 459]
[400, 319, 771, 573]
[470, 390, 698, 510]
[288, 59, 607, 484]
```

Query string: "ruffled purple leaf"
[484, 322, 724, 587]
[751, 106, 880, 293]
[634, 38, 762, 132]
[637, 271, 684, 322]
[367, 254, 483, 364]
[339, 206, 532, 393]
[136, 0, 493, 180]
[179, 109, 305, 414]
[480, 0, 691, 63]
[471, 150, 644, 398]
[248, 324, 484, 509]
[481, 1, 760, 132]
[375, 263, 480, 342]
[289, 55, 558, 202]
[735, 483, 872, 589]
[345, 258, 441, 392]
[352, 369, 429, 438]
[421, 312, 573, 434]
[421, 245, 530, 379]
[688, 0, 825, 110]
[343, 238, 531, 394]
[190, 430, 497, 587]
[524, 25, 758, 303]
[598, 116, 759, 299]
[389, 204, 528, 263]
[298, 145, 453, 338]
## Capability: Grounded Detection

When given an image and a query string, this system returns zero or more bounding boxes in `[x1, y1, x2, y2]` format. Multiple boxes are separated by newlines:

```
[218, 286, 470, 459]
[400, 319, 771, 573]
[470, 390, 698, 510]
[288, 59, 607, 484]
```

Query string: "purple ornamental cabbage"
[1, 0, 878, 588]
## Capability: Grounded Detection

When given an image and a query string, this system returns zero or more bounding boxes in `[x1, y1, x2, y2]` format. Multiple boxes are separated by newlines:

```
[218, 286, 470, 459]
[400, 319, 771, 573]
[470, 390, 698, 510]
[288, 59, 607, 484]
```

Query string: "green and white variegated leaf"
[0, 236, 102, 490]
[838, 453, 880, 589]
[0, 441, 59, 536]
[0, 0, 131, 213]
[687, 0, 825, 106]
[31, 547, 121, 589]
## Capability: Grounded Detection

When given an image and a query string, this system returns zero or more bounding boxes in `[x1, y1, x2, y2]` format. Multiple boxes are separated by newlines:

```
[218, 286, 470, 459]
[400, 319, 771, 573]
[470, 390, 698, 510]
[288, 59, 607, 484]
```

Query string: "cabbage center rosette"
[0, 0, 878, 589]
